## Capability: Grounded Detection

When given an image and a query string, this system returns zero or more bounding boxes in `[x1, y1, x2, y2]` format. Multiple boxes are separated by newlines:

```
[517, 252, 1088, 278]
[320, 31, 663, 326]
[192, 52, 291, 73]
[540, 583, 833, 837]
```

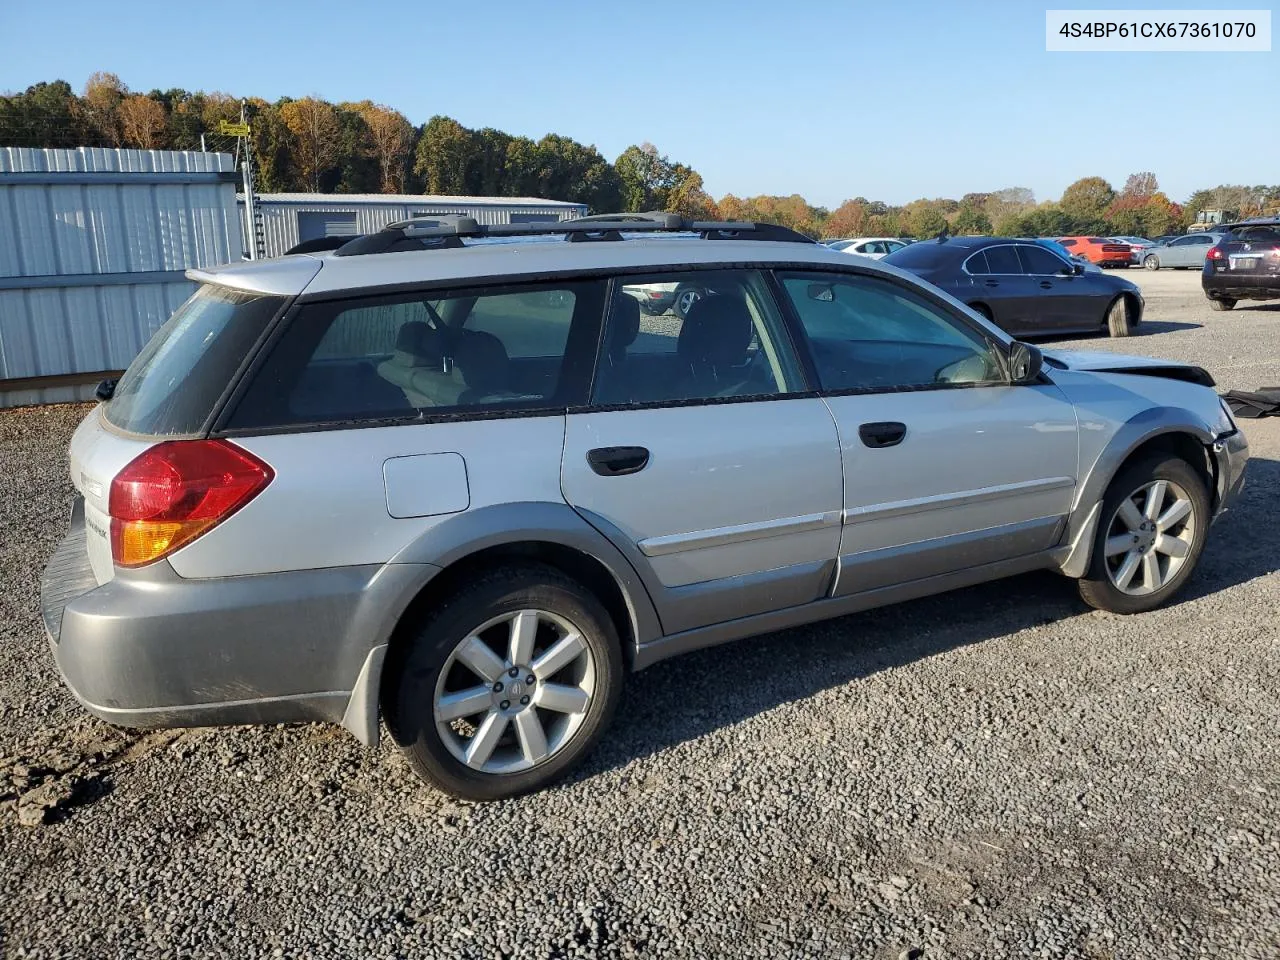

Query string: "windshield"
[104, 285, 283, 436]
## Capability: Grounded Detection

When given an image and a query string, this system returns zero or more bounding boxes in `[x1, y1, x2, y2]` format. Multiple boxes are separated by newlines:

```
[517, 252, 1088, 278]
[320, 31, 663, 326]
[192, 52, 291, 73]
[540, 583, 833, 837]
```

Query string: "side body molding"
[387, 500, 664, 650]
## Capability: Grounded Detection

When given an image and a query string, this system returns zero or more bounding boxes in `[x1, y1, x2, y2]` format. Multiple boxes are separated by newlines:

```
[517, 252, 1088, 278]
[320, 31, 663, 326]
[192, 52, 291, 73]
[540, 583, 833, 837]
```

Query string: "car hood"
[1044, 350, 1215, 387]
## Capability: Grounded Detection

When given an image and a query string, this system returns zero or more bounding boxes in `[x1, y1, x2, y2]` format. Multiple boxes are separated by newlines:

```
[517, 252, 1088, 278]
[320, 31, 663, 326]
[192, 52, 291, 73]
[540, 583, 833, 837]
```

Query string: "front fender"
[1056, 405, 1218, 577]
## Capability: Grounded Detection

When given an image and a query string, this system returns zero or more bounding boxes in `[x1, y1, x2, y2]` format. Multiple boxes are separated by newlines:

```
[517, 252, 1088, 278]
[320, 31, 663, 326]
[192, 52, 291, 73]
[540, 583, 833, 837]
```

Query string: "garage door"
[297, 211, 358, 243]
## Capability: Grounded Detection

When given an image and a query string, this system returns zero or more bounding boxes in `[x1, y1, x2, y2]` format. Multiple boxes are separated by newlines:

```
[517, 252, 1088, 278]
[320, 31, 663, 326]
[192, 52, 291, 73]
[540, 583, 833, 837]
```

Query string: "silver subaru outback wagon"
[41, 214, 1248, 800]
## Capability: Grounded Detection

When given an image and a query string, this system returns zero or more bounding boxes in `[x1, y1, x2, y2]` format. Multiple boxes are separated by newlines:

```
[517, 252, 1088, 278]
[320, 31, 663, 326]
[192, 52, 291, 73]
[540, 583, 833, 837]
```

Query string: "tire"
[386, 564, 623, 801]
[673, 285, 704, 320]
[1143, 255, 1160, 270]
[1209, 297, 1236, 311]
[969, 302, 994, 322]
[1077, 455, 1210, 614]
[1106, 296, 1132, 337]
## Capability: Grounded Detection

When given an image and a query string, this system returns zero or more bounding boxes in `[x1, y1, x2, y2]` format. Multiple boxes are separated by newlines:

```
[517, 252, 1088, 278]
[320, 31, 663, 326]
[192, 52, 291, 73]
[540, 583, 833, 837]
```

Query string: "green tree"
[413, 115, 476, 194]
[469, 127, 512, 195]
[0, 80, 84, 147]
[1059, 176, 1115, 233]
[536, 134, 620, 211]
[951, 204, 992, 235]
[902, 199, 949, 238]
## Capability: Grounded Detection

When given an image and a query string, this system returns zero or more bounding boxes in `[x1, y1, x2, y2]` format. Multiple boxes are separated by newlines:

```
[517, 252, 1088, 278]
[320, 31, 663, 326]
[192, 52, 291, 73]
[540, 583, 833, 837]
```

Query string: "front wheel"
[1143, 255, 1160, 270]
[386, 565, 623, 801]
[1209, 297, 1236, 311]
[1077, 455, 1209, 614]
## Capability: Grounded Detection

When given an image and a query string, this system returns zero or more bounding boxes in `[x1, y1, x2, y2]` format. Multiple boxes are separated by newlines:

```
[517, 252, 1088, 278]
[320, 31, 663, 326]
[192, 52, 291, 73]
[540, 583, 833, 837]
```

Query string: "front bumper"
[41, 502, 435, 734]
[1212, 428, 1249, 518]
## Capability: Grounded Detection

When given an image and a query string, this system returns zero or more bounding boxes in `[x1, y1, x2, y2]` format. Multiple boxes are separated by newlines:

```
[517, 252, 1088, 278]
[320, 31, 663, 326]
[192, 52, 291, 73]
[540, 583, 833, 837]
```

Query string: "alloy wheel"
[1102, 479, 1197, 596]
[433, 609, 596, 775]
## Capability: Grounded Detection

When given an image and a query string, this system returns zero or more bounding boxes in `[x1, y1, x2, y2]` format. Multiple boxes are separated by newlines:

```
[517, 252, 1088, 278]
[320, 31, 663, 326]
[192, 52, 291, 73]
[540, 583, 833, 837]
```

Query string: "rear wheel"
[1143, 255, 1161, 270]
[386, 565, 623, 800]
[673, 285, 705, 319]
[1106, 297, 1132, 337]
[1209, 297, 1236, 311]
[1077, 455, 1209, 614]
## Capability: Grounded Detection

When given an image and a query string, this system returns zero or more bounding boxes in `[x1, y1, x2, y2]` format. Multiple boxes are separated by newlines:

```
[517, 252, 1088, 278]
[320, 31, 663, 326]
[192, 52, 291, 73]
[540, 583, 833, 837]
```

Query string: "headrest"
[609, 295, 641, 348]
[677, 295, 753, 369]
[391, 321, 440, 367]
[454, 331, 509, 394]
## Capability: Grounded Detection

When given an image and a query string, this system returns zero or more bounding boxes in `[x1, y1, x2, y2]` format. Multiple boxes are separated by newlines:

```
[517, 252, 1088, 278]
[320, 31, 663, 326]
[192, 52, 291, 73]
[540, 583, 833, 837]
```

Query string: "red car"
[1058, 237, 1132, 268]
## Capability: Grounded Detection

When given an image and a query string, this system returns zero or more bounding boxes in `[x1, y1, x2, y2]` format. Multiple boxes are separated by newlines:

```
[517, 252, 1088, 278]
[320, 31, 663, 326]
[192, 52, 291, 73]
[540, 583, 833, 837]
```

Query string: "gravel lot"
[2, 270, 1278, 959]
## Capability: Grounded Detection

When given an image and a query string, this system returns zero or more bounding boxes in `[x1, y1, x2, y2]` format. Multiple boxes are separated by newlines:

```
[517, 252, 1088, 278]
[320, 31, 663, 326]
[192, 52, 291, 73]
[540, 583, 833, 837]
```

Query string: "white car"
[827, 237, 910, 259]
[42, 213, 1249, 800]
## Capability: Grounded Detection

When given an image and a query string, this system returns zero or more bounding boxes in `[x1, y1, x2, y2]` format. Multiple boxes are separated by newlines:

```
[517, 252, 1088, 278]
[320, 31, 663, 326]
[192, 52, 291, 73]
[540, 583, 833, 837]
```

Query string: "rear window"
[1228, 225, 1280, 241]
[880, 241, 951, 268]
[104, 285, 282, 436]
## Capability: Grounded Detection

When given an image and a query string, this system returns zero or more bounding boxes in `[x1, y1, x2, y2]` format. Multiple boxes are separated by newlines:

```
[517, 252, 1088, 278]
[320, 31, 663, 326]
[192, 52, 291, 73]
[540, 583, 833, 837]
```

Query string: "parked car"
[1110, 236, 1155, 266]
[42, 214, 1247, 800]
[1058, 237, 1133, 268]
[1141, 232, 1222, 270]
[1030, 238, 1102, 273]
[828, 237, 910, 259]
[1202, 217, 1280, 310]
[883, 236, 1143, 337]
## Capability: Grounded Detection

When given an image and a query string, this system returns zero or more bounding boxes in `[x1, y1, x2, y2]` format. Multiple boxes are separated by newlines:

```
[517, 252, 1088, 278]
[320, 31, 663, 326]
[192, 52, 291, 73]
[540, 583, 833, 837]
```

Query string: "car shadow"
[1133, 320, 1203, 336]
[577, 456, 1279, 783]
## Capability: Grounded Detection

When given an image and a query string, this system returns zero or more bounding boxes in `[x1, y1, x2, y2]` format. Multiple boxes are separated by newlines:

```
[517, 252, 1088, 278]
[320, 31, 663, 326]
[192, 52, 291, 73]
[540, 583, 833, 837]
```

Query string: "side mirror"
[1008, 341, 1043, 384]
[1072, 262, 1085, 275]
[95, 378, 117, 402]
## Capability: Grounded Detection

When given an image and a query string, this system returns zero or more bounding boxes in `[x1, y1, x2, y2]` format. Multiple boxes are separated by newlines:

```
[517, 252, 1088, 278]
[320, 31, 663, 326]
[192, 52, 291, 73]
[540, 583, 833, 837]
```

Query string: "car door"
[962, 244, 1039, 334]
[775, 269, 1079, 597]
[561, 268, 844, 636]
[1164, 236, 1196, 266]
[1015, 243, 1097, 332]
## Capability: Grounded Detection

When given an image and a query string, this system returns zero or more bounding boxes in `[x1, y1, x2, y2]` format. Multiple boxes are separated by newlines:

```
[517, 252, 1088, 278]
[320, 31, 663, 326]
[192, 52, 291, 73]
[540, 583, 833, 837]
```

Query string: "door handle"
[586, 446, 650, 476]
[858, 422, 907, 449]
[984, 279, 999, 287]
[1039, 280, 1053, 289]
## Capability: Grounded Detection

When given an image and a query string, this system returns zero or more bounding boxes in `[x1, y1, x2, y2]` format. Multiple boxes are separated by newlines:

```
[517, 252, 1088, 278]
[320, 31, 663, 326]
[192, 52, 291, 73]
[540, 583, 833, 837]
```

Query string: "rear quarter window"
[227, 280, 605, 429]
[104, 285, 283, 436]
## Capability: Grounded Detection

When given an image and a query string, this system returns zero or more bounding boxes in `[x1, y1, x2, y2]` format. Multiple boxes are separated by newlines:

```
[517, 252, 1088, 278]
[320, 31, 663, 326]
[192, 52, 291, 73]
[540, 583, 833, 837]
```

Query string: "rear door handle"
[586, 446, 650, 476]
[984, 279, 999, 287]
[858, 422, 907, 448]
[1039, 280, 1053, 289]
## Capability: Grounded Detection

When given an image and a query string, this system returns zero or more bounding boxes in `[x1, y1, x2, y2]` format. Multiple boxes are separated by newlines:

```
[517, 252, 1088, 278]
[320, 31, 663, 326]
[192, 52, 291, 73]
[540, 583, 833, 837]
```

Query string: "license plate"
[1230, 256, 1259, 270]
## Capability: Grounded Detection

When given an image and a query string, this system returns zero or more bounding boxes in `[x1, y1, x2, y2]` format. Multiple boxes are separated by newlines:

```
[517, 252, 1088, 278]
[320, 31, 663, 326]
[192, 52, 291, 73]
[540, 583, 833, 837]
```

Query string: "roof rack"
[330, 212, 815, 257]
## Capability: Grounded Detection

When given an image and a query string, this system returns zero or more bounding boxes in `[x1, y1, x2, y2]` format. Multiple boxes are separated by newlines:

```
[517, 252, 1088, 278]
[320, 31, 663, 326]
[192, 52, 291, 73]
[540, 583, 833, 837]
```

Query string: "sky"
[1, 0, 1275, 208]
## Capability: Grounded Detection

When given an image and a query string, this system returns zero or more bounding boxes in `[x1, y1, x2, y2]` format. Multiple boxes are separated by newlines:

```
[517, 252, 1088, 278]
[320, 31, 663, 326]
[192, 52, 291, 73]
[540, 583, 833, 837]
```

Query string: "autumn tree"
[353, 101, 413, 193]
[118, 95, 168, 149]
[80, 71, 127, 145]
[823, 199, 869, 238]
[1121, 171, 1159, 199]
[280, 97, 340, 192]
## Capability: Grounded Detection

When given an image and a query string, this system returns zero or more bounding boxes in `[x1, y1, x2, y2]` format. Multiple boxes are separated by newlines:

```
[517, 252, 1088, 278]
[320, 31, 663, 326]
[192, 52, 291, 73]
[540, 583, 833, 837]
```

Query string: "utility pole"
[239, 101, 258, 261]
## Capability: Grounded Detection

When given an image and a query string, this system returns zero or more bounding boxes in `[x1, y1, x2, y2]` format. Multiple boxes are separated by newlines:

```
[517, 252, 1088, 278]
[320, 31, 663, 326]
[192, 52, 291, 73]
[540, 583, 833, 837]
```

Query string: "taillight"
[1207, 246, 1224, 260]
[109, 439, 274, 567]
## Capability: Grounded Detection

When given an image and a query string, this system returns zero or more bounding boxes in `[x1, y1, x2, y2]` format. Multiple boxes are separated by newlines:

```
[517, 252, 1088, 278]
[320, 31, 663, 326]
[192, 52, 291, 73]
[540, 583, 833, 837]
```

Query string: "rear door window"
[104, 285, 283, 436]
[964, 251, 990, 275]
[227, 280, 606, 429]
[983, 245, 1023, 274]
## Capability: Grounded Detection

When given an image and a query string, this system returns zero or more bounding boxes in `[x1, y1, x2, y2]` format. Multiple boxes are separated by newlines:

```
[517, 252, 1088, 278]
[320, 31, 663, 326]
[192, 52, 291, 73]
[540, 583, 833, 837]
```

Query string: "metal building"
[242, 193, 586, 258]
[0, 147, 242, 408]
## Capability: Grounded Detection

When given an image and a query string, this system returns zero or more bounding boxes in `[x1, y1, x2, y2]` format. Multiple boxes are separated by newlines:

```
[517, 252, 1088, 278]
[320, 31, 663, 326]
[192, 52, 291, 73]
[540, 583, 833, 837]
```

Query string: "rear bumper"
[41, 506, 435, 736]
[1203, 269, 1280, 300]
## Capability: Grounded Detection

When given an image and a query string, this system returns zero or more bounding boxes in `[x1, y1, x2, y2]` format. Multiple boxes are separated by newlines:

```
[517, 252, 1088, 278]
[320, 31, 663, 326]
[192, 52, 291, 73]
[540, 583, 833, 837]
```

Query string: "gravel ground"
[2, 270, 1278, 959]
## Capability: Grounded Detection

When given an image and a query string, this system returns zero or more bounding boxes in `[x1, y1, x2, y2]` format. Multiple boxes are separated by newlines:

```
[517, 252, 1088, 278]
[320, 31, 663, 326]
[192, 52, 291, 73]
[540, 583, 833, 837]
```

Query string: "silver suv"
[41, 214, 1249, 800]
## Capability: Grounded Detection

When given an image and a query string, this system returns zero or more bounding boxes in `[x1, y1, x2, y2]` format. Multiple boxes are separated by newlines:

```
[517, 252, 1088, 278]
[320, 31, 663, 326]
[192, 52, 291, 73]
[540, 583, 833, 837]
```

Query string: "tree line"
[2, 74, 1278, 238]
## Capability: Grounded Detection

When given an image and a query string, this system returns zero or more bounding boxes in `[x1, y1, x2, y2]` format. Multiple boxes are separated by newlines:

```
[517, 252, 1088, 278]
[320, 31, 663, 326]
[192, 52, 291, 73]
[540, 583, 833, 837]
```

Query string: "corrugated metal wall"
[0, 147, 242, 407]
[246, 196, 586, 258]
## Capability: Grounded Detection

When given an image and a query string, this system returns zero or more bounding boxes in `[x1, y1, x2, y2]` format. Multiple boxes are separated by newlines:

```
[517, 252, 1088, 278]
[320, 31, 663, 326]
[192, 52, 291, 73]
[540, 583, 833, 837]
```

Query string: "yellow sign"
[218, 121, 250, 137]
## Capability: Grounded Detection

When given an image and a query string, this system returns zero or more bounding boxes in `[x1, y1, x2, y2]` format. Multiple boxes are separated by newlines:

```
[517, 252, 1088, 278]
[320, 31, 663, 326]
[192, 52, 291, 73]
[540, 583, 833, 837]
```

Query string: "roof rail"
[330, 213, 815, 257]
